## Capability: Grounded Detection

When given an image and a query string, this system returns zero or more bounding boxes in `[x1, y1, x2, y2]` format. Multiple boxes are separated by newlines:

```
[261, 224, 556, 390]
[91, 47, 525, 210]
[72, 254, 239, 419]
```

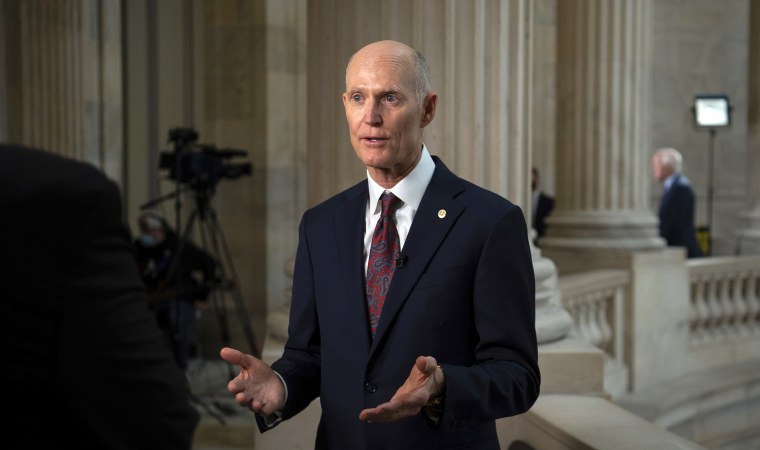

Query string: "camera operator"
[133, 210, 217, 371]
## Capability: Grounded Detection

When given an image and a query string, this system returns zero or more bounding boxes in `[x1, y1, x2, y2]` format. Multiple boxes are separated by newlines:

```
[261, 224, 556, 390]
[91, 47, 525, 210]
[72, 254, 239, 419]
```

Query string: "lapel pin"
[438, 209, 446, 219]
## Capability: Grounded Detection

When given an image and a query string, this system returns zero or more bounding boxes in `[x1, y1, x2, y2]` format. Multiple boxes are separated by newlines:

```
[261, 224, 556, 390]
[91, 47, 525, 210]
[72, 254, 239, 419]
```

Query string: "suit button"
[451, 419, 464, 430]
[364, 382, 377, 393]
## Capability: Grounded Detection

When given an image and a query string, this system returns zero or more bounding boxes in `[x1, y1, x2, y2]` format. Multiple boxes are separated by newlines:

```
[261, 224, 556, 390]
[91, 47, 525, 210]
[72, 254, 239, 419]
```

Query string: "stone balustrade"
[558, 270, 630, 380]
[530, 253, 760, 448]
[688, 256, 760, 344]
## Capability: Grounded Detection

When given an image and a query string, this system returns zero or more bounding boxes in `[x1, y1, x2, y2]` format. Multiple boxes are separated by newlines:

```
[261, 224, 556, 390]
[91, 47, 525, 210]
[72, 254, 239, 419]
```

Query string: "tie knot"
[379, 192, 401, 217]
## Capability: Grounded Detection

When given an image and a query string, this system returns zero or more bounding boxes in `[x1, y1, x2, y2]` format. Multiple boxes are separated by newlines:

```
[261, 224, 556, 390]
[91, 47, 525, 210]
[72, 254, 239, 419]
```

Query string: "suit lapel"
[334, 182, 373, 351]
[370, 158, 465, 354]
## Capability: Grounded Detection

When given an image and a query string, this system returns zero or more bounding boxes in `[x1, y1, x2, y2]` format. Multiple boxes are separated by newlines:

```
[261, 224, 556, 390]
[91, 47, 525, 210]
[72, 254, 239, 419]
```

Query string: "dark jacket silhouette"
[0, 143, 199, 449]
[659, 174, 703, 258]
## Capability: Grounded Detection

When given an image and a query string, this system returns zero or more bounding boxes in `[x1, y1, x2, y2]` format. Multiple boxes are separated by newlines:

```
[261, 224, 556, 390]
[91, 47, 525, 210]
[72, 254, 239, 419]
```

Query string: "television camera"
[142, 126, 260, 365]
[159, 127, 252, 192]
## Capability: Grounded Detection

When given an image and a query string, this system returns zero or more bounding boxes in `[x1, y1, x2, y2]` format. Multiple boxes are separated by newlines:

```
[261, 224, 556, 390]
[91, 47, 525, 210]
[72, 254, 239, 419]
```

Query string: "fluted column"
[541, 0, 665, 274]
[1, 0, 123, 182]
[736, 0, 760, 254]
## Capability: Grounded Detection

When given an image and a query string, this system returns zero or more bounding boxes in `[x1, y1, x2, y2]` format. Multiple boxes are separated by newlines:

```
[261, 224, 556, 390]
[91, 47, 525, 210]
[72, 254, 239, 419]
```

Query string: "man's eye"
[385, 94, 397, 102]
[352, 94, 363, 102]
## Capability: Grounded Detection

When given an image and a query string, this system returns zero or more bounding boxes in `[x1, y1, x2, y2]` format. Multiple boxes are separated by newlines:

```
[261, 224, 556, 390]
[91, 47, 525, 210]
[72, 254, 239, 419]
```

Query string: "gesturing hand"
[358, 355, 444, 423]
[220, 347, 286, 418]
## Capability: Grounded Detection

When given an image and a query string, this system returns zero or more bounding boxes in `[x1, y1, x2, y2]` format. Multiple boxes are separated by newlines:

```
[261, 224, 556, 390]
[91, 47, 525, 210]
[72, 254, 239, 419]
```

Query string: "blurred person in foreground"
[0, 143, 199, 449]
[220, 40, 539, 450]
[652, 147, 703, 258]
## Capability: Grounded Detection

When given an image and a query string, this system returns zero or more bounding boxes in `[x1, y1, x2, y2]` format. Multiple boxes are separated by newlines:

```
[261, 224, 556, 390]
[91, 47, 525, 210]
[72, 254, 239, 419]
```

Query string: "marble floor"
[188, 358, 258, 450]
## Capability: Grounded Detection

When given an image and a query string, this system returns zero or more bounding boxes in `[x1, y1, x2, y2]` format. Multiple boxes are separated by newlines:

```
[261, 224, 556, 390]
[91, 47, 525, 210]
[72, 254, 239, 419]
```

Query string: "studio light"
[693, 94, 731, 128]
[691, 94, 732, 256]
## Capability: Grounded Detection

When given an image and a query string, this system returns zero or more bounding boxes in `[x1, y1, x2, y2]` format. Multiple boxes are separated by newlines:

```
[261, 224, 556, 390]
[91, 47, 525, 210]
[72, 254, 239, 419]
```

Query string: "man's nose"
[363, 100, 382, 125]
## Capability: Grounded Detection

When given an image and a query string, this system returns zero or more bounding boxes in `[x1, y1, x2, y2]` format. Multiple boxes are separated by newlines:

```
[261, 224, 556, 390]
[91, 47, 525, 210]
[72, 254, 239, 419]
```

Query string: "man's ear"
[420, 93, 438, 127]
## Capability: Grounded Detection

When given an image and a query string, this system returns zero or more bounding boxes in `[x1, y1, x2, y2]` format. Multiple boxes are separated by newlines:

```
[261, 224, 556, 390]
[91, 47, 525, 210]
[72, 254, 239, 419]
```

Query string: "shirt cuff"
[261, 370, 288, 428]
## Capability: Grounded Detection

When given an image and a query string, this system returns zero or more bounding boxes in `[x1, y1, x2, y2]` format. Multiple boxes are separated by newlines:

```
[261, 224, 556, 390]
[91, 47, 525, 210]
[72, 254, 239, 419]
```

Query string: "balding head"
[652, 147, 682, 182]
[346, 40, 431, 104]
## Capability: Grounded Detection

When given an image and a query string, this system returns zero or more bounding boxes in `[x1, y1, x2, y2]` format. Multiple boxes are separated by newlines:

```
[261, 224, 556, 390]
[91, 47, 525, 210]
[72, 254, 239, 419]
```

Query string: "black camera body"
[159, 127, 252, 190]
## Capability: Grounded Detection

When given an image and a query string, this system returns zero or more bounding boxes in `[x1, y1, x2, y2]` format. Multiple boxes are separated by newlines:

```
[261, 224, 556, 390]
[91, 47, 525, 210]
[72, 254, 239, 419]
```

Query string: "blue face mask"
[139, 233, 157, 248]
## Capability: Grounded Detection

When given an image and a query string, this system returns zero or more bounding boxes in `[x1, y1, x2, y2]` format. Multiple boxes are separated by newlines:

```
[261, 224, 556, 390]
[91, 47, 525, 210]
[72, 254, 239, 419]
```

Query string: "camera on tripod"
[159, 127, 252, 191]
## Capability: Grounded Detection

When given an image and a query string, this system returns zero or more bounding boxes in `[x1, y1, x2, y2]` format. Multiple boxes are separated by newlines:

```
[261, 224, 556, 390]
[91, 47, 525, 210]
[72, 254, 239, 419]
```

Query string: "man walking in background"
[652, 147, 703, 258]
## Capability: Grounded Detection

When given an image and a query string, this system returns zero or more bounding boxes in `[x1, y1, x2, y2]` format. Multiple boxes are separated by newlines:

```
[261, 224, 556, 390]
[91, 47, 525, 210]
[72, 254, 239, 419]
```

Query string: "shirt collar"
[367, 144, 435, 213]
[664, 173, 679, 192]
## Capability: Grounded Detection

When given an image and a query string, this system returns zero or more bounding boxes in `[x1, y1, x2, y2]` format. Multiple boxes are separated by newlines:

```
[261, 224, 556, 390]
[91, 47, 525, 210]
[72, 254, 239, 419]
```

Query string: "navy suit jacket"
[267, 156, 540, 450]
[659, 174, 702, 258]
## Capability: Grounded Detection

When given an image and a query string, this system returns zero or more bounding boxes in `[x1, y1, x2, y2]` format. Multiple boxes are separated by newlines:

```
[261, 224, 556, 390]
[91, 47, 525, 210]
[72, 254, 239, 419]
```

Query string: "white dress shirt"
[363, 145, 435, 272]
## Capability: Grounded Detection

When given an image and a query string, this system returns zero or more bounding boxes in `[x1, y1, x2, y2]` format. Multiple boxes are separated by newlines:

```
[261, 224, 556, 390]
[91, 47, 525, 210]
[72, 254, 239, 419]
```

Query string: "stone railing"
[558, 270, 630, 361]
[557, 269, 630, 397]
[687, 256, 760, 344]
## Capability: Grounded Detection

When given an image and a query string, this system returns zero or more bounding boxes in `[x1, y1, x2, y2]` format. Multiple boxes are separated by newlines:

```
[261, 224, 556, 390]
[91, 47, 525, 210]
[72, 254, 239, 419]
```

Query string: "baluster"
[566, 297, 580, 338]
[693, 275, 710, 343]
[718, 272, 734, 337]
[586, 293, 603, 350]
[732, 272, 749, 336]
[596, 289, 613, 356]
[577, 300, 591, 344]
[612, 286, 625, 367]
[746, 272, 760, 332]
[706, 275, 722, 341]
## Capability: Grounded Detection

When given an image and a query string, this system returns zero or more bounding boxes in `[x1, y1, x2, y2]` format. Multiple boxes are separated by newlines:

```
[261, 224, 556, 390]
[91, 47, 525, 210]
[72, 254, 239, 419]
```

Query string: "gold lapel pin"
[438, 209, 446, 219]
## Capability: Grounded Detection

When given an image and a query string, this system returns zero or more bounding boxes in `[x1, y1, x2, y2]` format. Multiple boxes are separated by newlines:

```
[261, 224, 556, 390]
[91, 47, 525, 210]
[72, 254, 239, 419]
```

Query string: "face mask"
[139, 233, 157, 248]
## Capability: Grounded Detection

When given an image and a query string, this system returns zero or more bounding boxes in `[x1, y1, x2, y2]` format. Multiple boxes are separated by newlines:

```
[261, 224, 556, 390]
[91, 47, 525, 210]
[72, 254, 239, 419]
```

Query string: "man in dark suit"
[531, 167, 555, 245]
[221, 40, 540, 449]
[0, 144, 199, 449]
[652, 147, 703, 258]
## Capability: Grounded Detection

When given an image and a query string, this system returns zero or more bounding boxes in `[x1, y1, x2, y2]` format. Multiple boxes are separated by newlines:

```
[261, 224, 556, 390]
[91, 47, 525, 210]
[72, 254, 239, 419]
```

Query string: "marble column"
[736, 0, 760, 254]
[1, 0, 123, 182]
[541, 0, 665, 275]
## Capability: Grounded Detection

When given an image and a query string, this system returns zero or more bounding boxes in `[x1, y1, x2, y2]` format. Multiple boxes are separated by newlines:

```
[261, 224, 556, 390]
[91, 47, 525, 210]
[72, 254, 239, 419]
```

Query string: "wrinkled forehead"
[349, 40, 413, 68]
[346, 46, 416, 88]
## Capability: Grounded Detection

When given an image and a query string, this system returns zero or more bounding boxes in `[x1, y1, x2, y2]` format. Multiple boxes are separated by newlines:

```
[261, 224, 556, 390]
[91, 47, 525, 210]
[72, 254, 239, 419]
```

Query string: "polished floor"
[189, 358, 259, 449]
[189, 307, 266, 450]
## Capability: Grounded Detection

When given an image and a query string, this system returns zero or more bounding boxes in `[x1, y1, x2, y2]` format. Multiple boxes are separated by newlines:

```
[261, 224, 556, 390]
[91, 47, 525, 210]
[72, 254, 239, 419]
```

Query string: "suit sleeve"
[439, 204, 540, 423]
[263, 212, 323, 430]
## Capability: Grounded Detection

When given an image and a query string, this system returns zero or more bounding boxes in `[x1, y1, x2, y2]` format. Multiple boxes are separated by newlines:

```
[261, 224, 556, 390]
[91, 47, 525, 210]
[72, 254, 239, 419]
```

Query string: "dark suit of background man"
[221, 40, 540, 450]
[0, 143, 199, 449]
[652, 147, 703, 258]
[531, 167, 555, 246]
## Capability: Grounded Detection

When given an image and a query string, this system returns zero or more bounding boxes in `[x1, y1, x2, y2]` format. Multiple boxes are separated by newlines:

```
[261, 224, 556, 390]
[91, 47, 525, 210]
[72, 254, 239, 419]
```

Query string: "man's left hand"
[358, 355, 444, 423]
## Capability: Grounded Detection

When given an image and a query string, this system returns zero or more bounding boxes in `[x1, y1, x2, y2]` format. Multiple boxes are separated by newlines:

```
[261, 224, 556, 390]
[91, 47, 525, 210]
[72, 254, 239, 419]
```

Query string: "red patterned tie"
[366, 192, 402, 337]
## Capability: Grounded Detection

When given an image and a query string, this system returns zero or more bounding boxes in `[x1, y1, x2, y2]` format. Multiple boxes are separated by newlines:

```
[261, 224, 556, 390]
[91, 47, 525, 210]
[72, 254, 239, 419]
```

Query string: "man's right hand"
[220, 347, 286, 417]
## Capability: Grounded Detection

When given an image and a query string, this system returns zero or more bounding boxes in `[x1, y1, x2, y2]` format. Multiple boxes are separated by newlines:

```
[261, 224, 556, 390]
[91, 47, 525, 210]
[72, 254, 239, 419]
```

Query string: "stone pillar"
[736, 0, 760, 254]
[541, 0, 665, 275]
[1, 0, 123, 181]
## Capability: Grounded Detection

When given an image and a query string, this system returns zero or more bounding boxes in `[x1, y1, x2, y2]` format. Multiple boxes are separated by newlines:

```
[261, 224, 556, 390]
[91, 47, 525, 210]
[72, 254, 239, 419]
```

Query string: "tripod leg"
[198, 209, 262, 359]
